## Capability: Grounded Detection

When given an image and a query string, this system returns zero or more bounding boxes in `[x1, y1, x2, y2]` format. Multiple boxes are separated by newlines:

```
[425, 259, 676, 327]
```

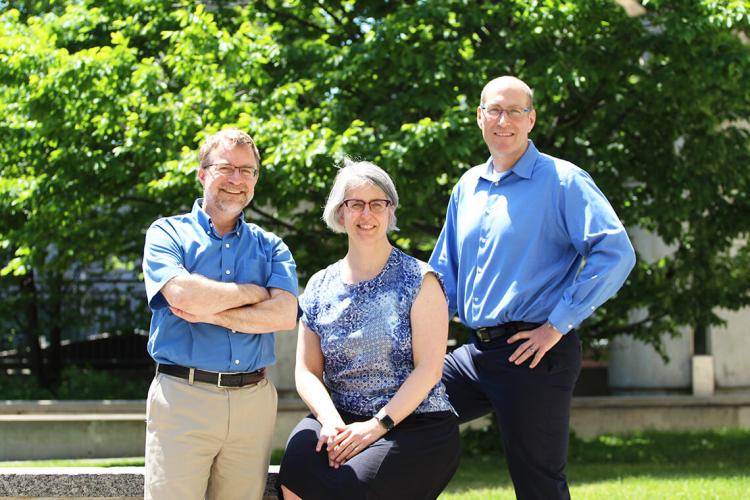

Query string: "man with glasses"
[142, 128, 299, 499]
[429, 76, 635, 499]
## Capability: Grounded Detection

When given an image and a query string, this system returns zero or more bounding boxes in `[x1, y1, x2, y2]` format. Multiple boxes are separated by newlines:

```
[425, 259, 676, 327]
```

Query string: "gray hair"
[322, 159, 400, 234]
[480, 76, 534, 109]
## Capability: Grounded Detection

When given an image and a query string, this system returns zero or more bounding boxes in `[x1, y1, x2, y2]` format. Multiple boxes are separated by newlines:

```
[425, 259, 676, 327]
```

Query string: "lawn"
[440, 429, 750, 499]
[441, 459, 750, 499]
[2, 430, 748, 499]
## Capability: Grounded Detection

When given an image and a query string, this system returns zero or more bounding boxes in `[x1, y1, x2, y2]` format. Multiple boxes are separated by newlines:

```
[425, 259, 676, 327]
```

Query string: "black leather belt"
[473, 321, 543, 343]
[158, 364, 265, 388]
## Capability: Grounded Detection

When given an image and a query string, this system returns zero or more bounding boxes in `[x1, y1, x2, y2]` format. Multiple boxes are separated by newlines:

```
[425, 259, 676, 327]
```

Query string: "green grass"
[2, 430, 748, 499]
[440, 429, 750, 499]
[441, 459, 750, 499]
[0, 457, 144, 467]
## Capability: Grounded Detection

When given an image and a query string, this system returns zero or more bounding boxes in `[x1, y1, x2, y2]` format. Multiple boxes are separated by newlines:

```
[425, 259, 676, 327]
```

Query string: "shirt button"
[225, 270, 231, 275]
[231, 329, 236, 333]
[225, 243, 230, 248]
[568, 324, 574, 329]
[234, 359, 240, 365]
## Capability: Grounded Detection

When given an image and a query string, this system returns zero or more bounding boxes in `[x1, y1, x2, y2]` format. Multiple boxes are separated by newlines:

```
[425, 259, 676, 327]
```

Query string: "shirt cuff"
[547, 304, 578, 334]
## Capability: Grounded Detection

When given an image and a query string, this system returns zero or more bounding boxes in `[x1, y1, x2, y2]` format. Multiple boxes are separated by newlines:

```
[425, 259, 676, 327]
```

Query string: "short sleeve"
[410, 260, 448, 308]
[266, 236, 299, 296]
[299, 270, 325, 334]
[142, 220, 190, 310]
[422, 264, 448, 303]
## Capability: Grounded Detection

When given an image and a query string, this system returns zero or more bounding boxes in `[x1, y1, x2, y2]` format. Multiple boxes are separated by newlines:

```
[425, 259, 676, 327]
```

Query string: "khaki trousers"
[144, 371, 277, 500]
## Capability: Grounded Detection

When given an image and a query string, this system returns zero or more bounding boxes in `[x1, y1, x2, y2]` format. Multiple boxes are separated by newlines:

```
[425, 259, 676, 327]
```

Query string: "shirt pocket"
[237, 257, 273, 286]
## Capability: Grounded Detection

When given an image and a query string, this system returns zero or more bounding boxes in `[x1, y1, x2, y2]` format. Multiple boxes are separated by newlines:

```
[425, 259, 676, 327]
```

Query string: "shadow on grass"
[445, 428, 750, 494]
[444, 456, 749, 495]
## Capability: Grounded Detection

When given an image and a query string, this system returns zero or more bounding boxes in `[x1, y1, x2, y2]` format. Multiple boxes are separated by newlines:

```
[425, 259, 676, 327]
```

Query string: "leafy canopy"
[1, 0, 749, 352]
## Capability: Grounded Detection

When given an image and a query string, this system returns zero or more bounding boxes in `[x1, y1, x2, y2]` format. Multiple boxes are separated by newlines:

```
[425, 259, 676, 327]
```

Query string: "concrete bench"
[0, 466, 280, 499]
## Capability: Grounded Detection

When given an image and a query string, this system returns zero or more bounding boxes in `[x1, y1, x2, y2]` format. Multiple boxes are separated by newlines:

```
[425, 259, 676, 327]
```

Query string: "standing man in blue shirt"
[429, 76, 636, 499]
[142, 128, 299, 500]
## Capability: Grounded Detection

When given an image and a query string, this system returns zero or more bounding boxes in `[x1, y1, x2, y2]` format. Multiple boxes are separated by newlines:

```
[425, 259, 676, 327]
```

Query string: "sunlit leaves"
[0, 0, 748, 351]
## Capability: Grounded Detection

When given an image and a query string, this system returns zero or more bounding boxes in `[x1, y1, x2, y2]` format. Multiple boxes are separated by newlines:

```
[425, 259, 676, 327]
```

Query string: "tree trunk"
[20, 272, 48, 388]
[47, 272, 65, 388]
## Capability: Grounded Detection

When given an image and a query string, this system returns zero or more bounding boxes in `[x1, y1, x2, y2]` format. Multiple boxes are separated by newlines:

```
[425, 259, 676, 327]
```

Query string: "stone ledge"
[0, 466, 280, 499]
[0, 401, 145, 414]
[572, 394, 750, 408]
[0, 398, 306, 414]
[5, 394, 750, 414]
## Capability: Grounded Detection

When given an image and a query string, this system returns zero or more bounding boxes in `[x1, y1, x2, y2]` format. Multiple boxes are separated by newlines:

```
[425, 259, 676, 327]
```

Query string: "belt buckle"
[476, 328, 491, 342]
[217, 372, 230, 388]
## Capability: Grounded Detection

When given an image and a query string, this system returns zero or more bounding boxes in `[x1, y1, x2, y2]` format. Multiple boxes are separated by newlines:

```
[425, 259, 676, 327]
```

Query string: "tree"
[1, 0, 749, 387]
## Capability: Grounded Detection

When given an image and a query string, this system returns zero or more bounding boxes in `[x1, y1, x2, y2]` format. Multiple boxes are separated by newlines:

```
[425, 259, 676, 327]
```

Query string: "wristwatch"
[374, 408, 395, 431]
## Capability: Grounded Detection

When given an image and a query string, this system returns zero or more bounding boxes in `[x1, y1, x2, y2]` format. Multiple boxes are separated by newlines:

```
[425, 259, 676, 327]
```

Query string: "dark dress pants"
[443, 331, 582, 500]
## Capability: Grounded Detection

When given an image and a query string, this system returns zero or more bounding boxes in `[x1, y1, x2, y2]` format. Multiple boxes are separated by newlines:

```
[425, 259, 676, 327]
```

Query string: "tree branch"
[246, 204, 298, 232]
[256, 0, 331, 36]
[314, 0, 359, 40]
[587, 311, 668, 338]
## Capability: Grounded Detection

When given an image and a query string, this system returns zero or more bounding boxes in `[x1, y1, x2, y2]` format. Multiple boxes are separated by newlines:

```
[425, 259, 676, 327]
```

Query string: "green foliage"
[460, 424, 750, 466]
[568, 428, 750, 465]
[0, 372, 48, 399]
[0, 457, 145, 467]
[0, 366, 149, 399]
[0, 0, 749, 359]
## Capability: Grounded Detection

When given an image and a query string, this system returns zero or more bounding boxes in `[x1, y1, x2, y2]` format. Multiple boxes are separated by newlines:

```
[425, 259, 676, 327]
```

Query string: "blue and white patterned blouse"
[300, 248, 455, 417]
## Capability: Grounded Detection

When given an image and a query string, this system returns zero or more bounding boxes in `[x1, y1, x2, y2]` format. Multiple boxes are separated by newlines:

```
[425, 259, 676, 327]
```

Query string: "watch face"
[378, 414, 395, 430]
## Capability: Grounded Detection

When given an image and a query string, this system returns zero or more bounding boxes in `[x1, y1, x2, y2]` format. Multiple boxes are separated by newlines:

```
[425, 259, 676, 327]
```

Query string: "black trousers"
[443, 330, 582, 500]
[278, 409, 460, 500]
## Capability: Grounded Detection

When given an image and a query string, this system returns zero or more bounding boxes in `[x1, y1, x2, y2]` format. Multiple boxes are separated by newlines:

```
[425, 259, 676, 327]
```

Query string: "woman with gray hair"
[278, 160, 460, 499]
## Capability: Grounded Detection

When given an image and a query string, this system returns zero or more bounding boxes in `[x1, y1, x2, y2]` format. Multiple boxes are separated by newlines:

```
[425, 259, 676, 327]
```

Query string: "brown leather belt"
[473, 322, 542, 343]
[158, 364, 265, 388]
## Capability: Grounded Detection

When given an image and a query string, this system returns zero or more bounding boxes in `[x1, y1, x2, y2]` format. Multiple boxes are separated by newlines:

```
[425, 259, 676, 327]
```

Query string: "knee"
[281, 484, 302, 500]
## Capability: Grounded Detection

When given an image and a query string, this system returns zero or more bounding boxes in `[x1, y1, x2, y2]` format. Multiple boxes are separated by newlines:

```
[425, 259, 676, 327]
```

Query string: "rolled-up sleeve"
[142, 220, 190, 310]
[267, 237, 299, 296]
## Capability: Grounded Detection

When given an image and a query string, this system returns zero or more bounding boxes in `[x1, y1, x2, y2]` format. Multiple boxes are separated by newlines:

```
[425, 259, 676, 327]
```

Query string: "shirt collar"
[192, 198, 245, 237]
[481, 140, 540, 181]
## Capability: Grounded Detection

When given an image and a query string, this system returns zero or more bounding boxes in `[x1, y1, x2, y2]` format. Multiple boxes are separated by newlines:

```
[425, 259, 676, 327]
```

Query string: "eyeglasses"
[479, 105, 531, 120]
[206, 162, 259, 178]
[341, 199, 392, 213]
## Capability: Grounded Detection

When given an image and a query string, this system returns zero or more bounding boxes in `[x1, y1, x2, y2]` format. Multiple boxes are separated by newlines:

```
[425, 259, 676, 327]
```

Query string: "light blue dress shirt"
[429, 140, 635, 334]
[142, 199, 299, 372]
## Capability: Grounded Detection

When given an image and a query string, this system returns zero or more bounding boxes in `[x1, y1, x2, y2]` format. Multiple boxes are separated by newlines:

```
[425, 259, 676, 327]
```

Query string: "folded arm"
[162, 273, 270, 316]
[170, 287, 297, 333]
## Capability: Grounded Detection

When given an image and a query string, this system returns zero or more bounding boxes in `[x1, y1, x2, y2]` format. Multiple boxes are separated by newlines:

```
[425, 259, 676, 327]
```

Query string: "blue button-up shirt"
[143, 199, 299, 372]
[429, 141, 635, 334]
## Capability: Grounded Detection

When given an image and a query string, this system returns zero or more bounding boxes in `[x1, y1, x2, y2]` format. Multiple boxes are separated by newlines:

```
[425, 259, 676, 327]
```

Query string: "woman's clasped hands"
[316, 418, 386, 468]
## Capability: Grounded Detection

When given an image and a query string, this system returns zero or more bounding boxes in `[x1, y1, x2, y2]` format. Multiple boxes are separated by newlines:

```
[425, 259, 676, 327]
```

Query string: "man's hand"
[507, 322, 563, 369]
[170, 306, 218, 326]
